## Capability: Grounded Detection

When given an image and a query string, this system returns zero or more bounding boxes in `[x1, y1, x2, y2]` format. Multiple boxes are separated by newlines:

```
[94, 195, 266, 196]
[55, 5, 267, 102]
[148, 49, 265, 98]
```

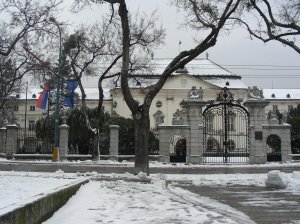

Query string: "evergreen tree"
[288, 105, 300, 153]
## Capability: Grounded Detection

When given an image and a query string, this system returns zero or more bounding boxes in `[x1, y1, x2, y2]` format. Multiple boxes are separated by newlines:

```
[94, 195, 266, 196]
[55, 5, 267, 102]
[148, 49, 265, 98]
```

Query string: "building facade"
[12, 58, 300, 130]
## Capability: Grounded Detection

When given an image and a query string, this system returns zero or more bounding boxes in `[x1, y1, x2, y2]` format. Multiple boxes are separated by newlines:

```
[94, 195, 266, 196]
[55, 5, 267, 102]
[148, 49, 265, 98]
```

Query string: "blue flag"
[64, 80, 78, 108]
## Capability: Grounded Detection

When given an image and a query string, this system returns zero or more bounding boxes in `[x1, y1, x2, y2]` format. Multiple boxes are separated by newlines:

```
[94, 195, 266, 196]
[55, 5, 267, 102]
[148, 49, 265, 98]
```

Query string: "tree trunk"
[134, 110, 150, 175]
[92, 131, 100, 160]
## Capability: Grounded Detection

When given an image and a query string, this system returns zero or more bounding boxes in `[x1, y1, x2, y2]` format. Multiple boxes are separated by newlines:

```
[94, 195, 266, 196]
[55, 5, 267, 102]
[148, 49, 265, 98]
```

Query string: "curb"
[0, 179, 89, 224]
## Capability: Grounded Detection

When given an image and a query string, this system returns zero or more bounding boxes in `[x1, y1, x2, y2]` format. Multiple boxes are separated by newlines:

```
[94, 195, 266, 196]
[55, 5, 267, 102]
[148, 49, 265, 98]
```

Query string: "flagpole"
[24, 82, 28, 137]
[49, 17, 62, 161]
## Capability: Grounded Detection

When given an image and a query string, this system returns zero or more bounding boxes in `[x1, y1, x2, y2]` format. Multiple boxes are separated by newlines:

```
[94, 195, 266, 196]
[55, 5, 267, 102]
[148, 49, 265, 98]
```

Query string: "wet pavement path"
[177, 184, 300, 224]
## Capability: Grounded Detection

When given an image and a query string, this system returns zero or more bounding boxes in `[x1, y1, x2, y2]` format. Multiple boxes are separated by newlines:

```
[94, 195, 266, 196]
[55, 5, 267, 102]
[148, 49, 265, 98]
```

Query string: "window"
[30, 106, 35, 111]
[207, 138, 220, 151]
[154, 110, 164, 128]
[180, 79, 187, 87]
[228, 140, 235, 151]
[13, 106, 19, 111]
[29, 120, 35, 130]
[288, 105, 293, 111]
[272, 105, 278, 112]
[156, 100, 162, 108]
[207, 114, 214, 132]
[228, 115, 235, 131]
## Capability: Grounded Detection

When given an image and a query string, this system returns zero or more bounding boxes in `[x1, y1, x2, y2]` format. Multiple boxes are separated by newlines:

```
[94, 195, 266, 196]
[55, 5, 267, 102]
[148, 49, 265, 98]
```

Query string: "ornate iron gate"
[203, 87, 249, 163]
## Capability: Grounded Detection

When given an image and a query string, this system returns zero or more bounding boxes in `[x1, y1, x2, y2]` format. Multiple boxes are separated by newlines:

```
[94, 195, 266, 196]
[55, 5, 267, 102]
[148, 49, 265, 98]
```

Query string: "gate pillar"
[5, 125, 18, 159]
[109, 125, 119, 161]
[244, 99, 269, 164]
[0, 127, 6, 154]
[263, 123, 291, 162]
[182, 100, 207, 164]
[59, 124, 69, 160]
[158, 126, 171, 163]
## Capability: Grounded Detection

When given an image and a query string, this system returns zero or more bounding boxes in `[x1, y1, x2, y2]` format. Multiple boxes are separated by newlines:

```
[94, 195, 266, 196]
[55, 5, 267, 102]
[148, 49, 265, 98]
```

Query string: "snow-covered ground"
[0, 171, 86, 215]
[43, 179, 254, 224]
[1, 169, 300, 223]
[2, 157, 300, 168]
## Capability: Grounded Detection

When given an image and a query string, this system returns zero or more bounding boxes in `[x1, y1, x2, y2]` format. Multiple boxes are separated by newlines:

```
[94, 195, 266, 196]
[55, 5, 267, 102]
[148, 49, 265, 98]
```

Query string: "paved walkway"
[178, 184, 300, 224]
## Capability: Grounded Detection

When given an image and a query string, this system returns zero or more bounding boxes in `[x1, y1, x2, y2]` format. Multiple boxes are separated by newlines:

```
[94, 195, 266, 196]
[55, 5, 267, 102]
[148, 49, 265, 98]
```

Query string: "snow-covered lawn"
[2, 157, 300, 168]
[0, 171, 86, 215]
[1, 169, 300, 223]
[43, 179, 254, 224]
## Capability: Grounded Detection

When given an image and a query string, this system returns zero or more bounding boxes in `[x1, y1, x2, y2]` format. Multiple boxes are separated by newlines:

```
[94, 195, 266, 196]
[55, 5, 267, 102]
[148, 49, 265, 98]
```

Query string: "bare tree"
[237, 0, 300, 53]
[0, 0, 62, 57]
[73, 0, 241, 174]
[108, 0, 241, 174]
[64, 9, 165, 159]
[0, 53, 37, 125]
[0, 0, 62, 124]
[63, 21, 116, 159]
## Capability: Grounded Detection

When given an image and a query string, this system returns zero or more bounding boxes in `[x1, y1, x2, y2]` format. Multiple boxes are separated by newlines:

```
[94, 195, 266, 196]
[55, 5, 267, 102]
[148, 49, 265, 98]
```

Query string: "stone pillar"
[158, 125, 190, 163]
[5, 125, 18, 159]
[0, 128, 6, 154]
[262, 124, 291, 162]
[158, 125, 170, 163]
[109, 125, 119, 161]
[182, 100, 207, 164]
[280, 125, 292, 162]
[244, 99, 269, 164]
[59, 124, 69, 160]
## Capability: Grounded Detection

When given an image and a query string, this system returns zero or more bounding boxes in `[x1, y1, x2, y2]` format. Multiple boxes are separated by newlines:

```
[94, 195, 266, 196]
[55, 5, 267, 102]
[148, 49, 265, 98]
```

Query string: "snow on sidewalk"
[43, 179, 254, 224]
[0, 171, 84, 214]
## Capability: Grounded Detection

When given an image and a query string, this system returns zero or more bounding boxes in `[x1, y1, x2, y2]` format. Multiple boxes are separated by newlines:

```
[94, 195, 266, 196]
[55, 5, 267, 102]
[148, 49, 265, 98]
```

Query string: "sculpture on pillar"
[172, 109, 186, 125]
[248, 86, 264, 99]
[154, 110, 165, 127]
[267, 110, 280, 124]
[188, 86, 203, 100]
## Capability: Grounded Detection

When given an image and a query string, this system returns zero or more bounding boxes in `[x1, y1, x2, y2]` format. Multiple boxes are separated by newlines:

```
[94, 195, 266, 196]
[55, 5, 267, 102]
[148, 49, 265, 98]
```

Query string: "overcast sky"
[58, 0, 300, 89]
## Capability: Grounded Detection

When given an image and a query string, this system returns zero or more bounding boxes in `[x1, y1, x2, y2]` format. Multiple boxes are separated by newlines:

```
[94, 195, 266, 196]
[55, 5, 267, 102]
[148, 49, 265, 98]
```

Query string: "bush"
[36, 107, 159, 155]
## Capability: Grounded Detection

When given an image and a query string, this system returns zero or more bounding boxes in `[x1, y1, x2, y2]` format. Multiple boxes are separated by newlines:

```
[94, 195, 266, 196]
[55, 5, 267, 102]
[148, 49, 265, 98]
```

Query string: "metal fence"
[203, 87, 249, 164]
[291, 127, 300, 154]
[68, 128, 110, 155]
[17, 128, 53, 154]
[118, 127, 159, 156]
[149, 128, 159, 155]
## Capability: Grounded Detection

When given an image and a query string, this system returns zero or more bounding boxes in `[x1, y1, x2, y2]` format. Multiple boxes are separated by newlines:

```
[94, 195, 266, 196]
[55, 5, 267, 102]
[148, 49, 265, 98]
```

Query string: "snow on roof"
[75, 88, 112, 100]
[150, 58, 234, 76]
[17, 88, 112, 100]
[17, 88, 41, 100]
[204, 78, 248, 89]
[263, 89, 300, 100]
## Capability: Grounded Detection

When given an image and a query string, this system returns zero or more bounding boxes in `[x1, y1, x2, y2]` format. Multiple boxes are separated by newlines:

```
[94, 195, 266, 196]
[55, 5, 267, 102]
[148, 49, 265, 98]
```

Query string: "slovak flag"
[36, 84, 49, 109]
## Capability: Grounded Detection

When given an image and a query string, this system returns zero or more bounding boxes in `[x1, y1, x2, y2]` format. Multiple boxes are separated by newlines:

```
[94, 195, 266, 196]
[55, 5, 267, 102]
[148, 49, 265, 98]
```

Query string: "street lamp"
[49, 17, 62, 161]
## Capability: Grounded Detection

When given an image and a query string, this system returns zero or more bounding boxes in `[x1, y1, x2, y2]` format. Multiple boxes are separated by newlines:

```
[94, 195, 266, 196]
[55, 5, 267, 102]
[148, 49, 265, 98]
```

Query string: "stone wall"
[263, 124, 291, 162]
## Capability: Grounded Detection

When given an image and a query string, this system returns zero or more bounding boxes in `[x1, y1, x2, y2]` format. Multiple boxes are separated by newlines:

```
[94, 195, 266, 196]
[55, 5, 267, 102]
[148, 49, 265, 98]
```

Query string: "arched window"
[206, 113, 214, 132]
[153, 110, 164, 128]
[228, 139, 235, 151]
[266, 134, 281, 153]
[207, 138, 220, 151]
[169, 135, 187, 163]
[156, 100, 162, 108]
[228, 115, 236, 131]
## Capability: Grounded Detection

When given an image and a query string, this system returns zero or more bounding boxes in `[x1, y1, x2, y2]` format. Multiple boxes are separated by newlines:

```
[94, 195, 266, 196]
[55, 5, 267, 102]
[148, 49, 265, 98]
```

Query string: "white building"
[11, 58, 300, 129]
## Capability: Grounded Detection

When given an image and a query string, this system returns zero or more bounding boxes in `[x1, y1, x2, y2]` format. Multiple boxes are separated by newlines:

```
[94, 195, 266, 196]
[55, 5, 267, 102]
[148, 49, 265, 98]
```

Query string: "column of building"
[183, 100, 206, 164]
[244, 99, 269, 164]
